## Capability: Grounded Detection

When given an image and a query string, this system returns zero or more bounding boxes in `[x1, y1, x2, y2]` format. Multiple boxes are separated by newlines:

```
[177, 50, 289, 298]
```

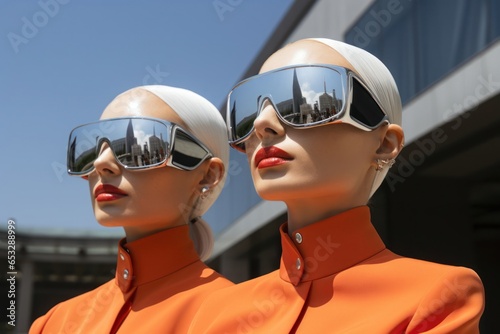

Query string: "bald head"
[99, 88, 187, 128]
[260, 39, 355, 74]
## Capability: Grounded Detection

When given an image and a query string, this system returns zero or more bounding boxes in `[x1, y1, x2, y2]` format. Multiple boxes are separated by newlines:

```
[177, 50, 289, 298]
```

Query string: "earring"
[200, 186, 210, 200]
[375, 159, 395, 171]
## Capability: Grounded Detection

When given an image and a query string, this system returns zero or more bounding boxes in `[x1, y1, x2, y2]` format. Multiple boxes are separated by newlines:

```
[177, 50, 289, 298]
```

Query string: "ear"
[198, 157, 225, 189]
[374, 124, 405, 160]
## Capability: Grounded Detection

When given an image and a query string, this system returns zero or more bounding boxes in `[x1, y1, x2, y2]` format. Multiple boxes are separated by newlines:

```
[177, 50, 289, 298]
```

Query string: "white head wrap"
[139, 85, 229, 260]
[308, 38, 403, 197]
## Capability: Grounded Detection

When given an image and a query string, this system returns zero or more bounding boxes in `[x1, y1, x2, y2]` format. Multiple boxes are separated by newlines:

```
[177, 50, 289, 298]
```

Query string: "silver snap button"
[120, 253, 125, 261]
[295, 233, 303, 244]
[123, 269, 129, 280]
[296, 258, 301, 270]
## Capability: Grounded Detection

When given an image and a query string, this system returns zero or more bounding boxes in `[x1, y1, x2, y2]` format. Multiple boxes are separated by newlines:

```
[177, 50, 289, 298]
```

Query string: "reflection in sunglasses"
[70, 119, 169, 173]
[228, 65, 388, 152]
[68, 117, 213, 175]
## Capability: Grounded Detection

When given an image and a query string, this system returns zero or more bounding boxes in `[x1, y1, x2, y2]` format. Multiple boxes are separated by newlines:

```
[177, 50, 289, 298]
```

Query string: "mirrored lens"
[68, 118, 171, 174]
[228, 66, 346, 141]
[350, 78, 387, 128]
[171, 129, 211, 170]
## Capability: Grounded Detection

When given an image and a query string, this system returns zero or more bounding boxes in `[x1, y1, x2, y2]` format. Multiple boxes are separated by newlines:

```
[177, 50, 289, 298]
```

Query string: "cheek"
[144, 170, 196, 204]
[244, 135, 260, 155]
[86, 175, 98, 201]
[245, 141, 258, 165]
[302, 136, 370, 177]
[245, 151, 254, 167]
[134, 176, 173, 204]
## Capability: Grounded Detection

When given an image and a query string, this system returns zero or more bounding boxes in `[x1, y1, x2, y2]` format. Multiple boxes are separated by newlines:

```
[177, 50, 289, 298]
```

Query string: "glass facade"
[345, 0, 500, 104]
[205, 148, 262, 236]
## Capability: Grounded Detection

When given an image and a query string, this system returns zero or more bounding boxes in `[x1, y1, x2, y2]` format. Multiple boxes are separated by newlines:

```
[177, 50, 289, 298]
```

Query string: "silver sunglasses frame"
[67, 117, 213, 176]
[226, 64, 389, 150]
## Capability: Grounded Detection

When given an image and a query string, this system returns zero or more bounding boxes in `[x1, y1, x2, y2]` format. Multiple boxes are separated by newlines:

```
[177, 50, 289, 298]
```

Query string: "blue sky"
[0, 0, 292, 236]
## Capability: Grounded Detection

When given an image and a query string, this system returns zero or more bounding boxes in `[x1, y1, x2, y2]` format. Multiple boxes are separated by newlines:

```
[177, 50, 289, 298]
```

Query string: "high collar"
[115, 224, 199, 293]
[279, 206, 386, 286]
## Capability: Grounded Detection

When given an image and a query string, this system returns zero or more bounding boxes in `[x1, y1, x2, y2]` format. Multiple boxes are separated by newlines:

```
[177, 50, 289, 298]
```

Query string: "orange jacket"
[189, 206, 485, 333]
[30, 225, 233, 334]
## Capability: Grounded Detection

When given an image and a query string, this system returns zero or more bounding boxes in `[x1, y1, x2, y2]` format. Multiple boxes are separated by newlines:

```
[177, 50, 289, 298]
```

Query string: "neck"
[123, 221, 186, 243]
[284, 171, 378, 235]
[285, 196, 368, 236]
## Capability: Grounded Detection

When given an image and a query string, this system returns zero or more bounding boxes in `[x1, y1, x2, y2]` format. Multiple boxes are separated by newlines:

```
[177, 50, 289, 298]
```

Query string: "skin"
[87, 88, 224, 242]
[244, 40, 404, 234]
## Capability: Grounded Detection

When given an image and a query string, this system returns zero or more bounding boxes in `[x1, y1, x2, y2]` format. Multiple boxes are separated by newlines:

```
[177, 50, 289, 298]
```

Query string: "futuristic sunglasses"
[67, 117, 212, 176]
[227, 64, 389, 151]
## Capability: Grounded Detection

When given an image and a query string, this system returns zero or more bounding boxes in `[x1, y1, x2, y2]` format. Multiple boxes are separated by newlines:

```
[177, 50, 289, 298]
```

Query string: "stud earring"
[375, 159, 395, 171]
[200, 186, 210, 200]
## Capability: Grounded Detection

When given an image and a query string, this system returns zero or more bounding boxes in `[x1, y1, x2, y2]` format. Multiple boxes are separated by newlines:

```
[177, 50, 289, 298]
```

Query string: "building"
[3, 1, 498, 332]
[0, 228, 120, 333]
[206, 1, 500, 332]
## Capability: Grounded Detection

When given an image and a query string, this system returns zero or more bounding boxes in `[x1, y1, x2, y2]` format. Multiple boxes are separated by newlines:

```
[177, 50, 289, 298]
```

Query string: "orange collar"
[115, 225, 199, 293]
[279, 206, 386, 285]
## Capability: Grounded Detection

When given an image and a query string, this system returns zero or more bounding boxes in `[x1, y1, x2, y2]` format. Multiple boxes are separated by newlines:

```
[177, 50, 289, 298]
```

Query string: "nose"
[253, 99, 286, 143]
[92, 142, 121, 176]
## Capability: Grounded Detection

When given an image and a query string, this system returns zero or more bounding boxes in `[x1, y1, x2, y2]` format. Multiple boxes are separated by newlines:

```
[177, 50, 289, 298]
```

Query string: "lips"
[94, 184, 128, 202]
[254, 146, 293, 169]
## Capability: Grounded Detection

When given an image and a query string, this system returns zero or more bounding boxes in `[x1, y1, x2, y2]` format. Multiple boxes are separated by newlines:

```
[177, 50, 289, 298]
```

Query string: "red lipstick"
[255, 146, 293, 169]
[94, 184, 128, 202]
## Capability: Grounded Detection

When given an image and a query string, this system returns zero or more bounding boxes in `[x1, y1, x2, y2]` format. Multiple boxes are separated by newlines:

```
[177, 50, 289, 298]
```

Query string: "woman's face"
[244, 40, 386, 215]
[87, 89, 206, 240]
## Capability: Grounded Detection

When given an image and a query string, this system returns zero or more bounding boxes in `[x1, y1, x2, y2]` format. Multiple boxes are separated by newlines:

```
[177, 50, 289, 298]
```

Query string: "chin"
[255, 182, 300, 201]
[95, 218, 124, 228]
[94, 209, 130, 227]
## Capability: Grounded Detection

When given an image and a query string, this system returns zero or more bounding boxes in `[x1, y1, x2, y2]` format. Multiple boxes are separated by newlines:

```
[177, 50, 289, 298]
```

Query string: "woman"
[189, 39, 485, 333]
[30, 85, 233, 333]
